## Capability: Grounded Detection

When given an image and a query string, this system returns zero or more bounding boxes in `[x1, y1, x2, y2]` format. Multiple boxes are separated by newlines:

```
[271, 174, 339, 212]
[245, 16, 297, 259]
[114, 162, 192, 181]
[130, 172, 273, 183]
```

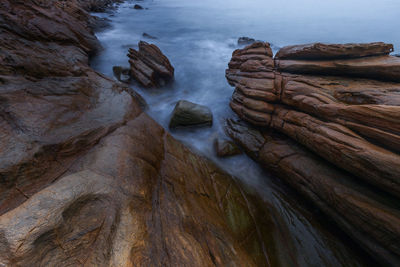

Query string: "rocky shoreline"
[1, 0, 399, 266]
[226, 41, 400, 265]
[0, 1, 299, 266]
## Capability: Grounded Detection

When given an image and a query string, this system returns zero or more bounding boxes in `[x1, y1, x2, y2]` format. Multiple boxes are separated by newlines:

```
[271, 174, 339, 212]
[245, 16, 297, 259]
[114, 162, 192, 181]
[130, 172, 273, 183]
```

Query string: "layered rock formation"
[128, 41, 175, 88]
[0, 1, 303, 266]
[226, 41, 400, 265]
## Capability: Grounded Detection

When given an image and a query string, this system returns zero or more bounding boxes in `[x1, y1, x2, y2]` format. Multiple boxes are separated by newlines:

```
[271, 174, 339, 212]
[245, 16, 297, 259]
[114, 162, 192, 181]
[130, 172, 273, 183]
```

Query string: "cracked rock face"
[128, 41, 175, 88]
[0, 1, 302, 266]
[226, 41, 400, 265]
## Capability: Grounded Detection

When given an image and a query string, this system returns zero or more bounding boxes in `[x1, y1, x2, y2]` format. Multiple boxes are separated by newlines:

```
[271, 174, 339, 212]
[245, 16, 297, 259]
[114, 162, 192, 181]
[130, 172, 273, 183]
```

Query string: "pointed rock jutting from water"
[226, 41, 400, 266]
[128, 41, 175, 88]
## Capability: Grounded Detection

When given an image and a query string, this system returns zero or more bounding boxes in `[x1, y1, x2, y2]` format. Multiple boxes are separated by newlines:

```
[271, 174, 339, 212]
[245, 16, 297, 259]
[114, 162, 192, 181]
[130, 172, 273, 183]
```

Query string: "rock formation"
[128, 41, 175, 88]
[214, 138, 242, 157]
[226, 41, 400, 265]
[169, 100, 213, 128]
[0, 1, 305, 266]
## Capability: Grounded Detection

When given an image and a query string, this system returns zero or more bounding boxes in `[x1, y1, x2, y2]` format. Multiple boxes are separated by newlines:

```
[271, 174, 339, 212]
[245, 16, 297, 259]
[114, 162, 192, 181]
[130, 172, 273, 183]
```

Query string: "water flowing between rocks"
[91, 0, 400, 265]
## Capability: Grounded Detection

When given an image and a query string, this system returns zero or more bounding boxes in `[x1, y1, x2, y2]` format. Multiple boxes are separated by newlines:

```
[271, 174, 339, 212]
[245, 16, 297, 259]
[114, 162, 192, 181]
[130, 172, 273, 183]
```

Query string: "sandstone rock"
[276, 55, 400, 82]
[226, 119, 400, 267]
[275, 42, 394, 60]
[169, 100, 213, 128]
[128, 41, 175, 87]
[226, 42, 400, 195]
[226, 41, 400, 265]
[214, 138, 242, 157]
[0, 113, 299, 267]
[0, 1, 303, 266]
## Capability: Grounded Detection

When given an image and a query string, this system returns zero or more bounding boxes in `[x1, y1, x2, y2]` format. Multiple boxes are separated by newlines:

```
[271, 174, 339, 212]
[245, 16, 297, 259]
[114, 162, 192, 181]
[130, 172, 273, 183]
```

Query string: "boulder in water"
[169, 100, 213, 128]
[128, 41, 174, 87]
[133, 4, 143, 9]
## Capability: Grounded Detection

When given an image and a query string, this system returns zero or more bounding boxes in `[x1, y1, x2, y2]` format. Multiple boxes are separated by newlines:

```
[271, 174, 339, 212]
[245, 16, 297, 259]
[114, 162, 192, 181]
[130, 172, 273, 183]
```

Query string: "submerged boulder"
[226, 41, 400, 265]
[128, 41, 174, 87]
[169, 100, 213, 128]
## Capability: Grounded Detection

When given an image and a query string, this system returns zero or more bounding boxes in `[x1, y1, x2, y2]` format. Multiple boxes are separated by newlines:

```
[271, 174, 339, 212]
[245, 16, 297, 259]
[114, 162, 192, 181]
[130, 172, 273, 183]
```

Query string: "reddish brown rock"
[276, 56, 400, 82]
[0, 1, 303, 266]
[275, 42, 394, 60]
[0, 113, 300, 267]
[128, 41, 175, 87]
[226, 41, 400, 265]
[226, 119, 400, 266]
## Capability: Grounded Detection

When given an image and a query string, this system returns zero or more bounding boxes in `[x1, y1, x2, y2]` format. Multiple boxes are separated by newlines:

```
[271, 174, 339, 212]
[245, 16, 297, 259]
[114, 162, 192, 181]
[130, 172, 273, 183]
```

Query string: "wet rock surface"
[128, 41, 175, 87]
[214, 138, 242, 157]
[0, 1, 301, 266]
[113, 65, 131, 82]
[169, 100, 213, 128]
[226, 41, 400, 265]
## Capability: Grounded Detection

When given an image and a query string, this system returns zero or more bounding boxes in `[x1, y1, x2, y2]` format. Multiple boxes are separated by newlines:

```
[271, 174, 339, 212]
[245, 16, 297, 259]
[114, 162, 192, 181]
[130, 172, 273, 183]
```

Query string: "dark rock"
[78, 0, 122, 12]
[112, 66, 131, 83]
[214, 138, 242, 157]
[238, 37, 256, 46]
[142, 32, 158, 39]
[128, 41, 174, 88]
[169, 100, 213, 128]
[89, 16, 112, 32]
[133, 4, 144, 9]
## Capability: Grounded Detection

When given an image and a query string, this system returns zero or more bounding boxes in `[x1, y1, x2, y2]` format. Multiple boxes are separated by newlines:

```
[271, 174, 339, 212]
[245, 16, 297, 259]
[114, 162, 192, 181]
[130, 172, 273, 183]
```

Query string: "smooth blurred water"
[91, 0, 399, 265]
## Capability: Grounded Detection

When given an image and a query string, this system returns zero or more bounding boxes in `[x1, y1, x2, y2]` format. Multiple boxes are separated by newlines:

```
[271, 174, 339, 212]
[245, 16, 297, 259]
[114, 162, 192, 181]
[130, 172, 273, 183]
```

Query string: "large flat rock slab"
[275, 42, 394, 60]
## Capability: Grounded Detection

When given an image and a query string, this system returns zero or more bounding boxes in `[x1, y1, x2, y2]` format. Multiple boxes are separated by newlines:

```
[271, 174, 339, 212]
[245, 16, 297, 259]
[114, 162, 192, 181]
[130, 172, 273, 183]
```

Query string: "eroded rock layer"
[0, 1, 297, 266]
[226, 41, 400, 265]
[128, 41, 175, 88]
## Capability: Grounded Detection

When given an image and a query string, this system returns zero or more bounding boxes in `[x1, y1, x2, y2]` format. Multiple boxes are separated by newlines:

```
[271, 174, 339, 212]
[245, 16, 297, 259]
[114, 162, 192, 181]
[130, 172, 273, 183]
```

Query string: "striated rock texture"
[128, 41, 175, 88]
[0, 1, 300, 266]
[226, 41, 400, 266]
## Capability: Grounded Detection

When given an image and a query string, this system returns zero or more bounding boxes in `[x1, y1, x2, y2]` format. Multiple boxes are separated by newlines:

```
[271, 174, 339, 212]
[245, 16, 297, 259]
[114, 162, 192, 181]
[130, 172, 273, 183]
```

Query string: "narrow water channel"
[91, 0, 400, 265]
